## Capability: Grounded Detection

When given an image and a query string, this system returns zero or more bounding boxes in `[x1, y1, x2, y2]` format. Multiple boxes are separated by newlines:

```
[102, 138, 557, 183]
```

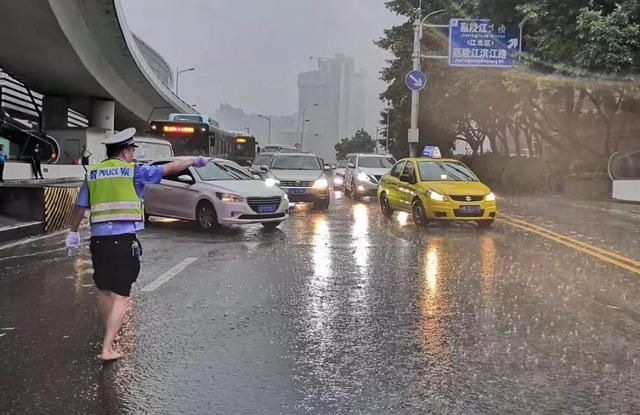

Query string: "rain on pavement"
[1, 194, 640, 414]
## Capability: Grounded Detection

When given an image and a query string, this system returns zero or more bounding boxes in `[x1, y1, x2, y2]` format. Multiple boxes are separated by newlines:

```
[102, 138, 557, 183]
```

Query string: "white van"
[134, 137, 174, 162]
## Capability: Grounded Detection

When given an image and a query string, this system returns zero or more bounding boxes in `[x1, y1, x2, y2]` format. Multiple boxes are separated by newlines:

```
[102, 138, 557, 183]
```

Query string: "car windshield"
[194, 161, 252, 180]
[358, 156, 396, 168]
[253, 154, 273, 166]
[336, 161, 348, 169]
[418, 161, 478, 182]
[271, 155, 320, 170]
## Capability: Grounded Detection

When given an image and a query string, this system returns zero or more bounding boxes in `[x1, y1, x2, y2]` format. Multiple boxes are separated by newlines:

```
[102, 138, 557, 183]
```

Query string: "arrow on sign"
[507, 38, 519, 49]
[409, 74, 424, 88]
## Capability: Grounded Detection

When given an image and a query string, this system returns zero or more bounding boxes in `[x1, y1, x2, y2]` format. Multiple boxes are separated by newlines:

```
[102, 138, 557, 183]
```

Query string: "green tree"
[334, 129, 375, 160]
[377, 0, 640, 159]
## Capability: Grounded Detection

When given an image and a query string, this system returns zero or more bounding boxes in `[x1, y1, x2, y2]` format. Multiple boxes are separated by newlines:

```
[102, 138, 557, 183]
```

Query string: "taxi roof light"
[422, 145, 442, 159]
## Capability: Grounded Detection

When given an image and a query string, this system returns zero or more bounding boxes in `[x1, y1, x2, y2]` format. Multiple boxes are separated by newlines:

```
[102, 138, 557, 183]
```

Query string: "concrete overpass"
[0, 0, 193, 132]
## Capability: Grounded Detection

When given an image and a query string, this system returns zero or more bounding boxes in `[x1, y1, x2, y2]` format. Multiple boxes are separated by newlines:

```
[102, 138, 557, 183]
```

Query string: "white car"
[344, 154, 396, 200]
[144, 157, 289, 230]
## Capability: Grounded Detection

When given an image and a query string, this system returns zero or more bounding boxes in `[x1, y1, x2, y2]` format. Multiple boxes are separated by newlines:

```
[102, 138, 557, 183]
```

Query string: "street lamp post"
[386, 102, 392, 153]
[258, 115, 272, 144]
[409, 5, 446, 157]
[300, 103, 318, 150]
[176, 67, 196, 96]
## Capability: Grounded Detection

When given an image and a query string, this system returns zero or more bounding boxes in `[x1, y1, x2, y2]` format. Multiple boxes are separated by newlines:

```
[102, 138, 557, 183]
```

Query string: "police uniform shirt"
[76, 163, 165, 236]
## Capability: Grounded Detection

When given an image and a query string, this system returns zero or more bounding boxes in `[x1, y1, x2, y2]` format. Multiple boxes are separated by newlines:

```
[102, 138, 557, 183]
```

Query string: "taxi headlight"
[485, 192, 496, 202]
[313, 178, 329, 189]
[428, 190, 446, 202]
[357, 172, 371, 182]
[217, 192, 245, 203]
[265, 178, 280, 187]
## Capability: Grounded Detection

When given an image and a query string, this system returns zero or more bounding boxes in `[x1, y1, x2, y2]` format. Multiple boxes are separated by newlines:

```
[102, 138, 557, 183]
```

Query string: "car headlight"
[216, 192, 245, 203]
[313, 178, 329, 189]
[357, 172, 371, 182]
[265, 178, 280, 187]
[427, 190, 446, 202]
[485, 192, 496, 202]
[333, 176, 344, 185]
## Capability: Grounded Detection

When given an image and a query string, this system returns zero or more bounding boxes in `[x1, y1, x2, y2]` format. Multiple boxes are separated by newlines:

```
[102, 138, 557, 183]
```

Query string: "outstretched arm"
[162, 156, 209, 177]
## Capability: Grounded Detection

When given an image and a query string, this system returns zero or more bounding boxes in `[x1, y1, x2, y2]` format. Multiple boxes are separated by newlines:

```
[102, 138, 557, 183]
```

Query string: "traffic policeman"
[65, 128, 208, 361]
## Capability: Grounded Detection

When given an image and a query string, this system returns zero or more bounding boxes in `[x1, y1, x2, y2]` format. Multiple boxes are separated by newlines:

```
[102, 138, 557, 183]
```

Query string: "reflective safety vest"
[87, 159, 143, 223]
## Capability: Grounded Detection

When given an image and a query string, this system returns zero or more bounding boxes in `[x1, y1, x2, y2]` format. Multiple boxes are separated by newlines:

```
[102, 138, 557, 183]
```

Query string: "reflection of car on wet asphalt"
[144, 157, 289, 230]
[377, 152, 497, 228]
[344, 153, 396, 200]
[264, 152, 331, 211]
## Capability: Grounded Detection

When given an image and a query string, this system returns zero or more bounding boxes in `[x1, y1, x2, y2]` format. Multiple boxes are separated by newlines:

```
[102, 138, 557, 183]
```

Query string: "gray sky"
[121, 0, 404, 126]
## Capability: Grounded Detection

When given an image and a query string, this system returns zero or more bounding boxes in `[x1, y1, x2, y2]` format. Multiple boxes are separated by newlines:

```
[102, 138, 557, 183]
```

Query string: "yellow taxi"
[377, 147, 497, 228]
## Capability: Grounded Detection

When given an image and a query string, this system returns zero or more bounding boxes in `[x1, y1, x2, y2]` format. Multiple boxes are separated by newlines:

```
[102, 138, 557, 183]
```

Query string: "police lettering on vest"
[88, 159, 143, 223]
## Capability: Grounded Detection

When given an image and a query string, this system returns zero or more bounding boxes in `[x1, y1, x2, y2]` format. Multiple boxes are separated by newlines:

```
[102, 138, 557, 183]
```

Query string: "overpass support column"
[90, 99, 115, 135]
[42, 96, 68, 130]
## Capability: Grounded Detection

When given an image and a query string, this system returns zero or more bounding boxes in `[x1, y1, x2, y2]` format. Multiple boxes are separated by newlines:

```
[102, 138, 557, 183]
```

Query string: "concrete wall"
[3, 162, 85, 180]
[132, 33, 174, 90]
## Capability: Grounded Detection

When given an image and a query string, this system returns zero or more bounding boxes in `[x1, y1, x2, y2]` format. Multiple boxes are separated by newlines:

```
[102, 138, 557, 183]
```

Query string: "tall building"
[298, 54, 366, 162]
[214, 103, 299, 148]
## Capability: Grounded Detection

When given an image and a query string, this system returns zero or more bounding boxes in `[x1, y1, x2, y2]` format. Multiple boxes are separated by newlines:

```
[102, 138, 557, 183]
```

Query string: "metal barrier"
[44, 186, 80, 232]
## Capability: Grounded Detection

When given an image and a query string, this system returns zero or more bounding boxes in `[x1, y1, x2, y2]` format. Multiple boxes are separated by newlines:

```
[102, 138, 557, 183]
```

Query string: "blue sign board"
[449, 19, 521, 67]
[405, 70, 427, 92]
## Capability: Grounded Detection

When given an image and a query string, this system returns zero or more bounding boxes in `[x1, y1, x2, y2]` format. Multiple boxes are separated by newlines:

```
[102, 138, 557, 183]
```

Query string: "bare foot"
[99, 350, 123, 362]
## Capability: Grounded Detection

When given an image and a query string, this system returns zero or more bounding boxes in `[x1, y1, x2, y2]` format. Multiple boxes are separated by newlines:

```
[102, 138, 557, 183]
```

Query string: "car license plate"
[460, 205, 481, 214]
[258, 204, 277, 213]
[289, 188, 306, 195]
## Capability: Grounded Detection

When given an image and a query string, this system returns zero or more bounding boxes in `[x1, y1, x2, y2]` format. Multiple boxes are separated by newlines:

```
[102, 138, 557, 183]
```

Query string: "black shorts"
[90, 234, 142, 297]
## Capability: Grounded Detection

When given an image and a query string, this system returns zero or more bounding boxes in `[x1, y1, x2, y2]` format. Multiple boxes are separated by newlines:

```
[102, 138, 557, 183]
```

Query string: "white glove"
[65, 232, 80, 249]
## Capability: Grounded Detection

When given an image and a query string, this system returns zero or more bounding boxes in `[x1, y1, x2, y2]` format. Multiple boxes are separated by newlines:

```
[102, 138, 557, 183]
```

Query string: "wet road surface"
[1, 194, 640, 414]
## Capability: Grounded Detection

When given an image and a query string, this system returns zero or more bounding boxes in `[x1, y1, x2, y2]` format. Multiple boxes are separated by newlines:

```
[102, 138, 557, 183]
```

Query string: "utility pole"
[386, 102, 391, 153]
[176, 67, 196, 96]
[300, 103, 318, 150]
[409, 4, 446, 157]
[258, 115, 271, 144]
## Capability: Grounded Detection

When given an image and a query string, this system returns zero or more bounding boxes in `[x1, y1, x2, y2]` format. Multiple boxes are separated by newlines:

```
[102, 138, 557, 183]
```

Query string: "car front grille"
[238, 213, 286, 220]
[247, 197, 282, 213]
[450, 195, 484, 202]
[453, 209, 485, 218]
[280, 180, 313, 187]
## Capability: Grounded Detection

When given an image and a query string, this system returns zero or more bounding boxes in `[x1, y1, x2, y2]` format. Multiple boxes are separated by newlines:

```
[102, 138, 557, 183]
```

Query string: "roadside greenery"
[377, 0, 640, 191]
[335, 129, 375, 160]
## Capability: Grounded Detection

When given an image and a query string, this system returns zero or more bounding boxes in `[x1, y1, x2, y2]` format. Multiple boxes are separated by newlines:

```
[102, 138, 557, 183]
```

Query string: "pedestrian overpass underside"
[0, 0, 192, 131]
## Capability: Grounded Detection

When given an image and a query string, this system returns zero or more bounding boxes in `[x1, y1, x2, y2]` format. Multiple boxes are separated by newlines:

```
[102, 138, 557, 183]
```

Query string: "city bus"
[149, 113, 257, 166]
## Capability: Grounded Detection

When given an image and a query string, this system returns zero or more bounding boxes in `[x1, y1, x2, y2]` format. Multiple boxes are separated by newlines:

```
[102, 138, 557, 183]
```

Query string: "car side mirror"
[347, 163, 355, 169]
[260, 166, 269, 172]
[178, 175, 195, 184]
[400, 174, 415, 184]
[324, 165, 332, 172]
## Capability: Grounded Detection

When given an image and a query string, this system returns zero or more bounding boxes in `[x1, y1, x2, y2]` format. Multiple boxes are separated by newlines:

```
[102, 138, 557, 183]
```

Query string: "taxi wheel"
[196, 201, 219, 231]
[412, 199, 428, 227]
[477, 220, 494, 229]
[379, 193, 393, 218]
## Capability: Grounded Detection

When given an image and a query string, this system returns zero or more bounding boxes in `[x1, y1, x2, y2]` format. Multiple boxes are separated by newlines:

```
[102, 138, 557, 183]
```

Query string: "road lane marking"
[499, 215, 640, 275]
[502, 214, 640, 267]
[140, 258, 198, 292]
[0, 333, 6, 338]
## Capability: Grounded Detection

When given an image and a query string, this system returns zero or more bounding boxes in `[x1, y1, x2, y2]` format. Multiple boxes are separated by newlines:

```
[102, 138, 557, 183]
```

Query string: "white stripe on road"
[0, 230, 67, 252]
[140, 258, 198, 292]
[0, 333, 6, 338]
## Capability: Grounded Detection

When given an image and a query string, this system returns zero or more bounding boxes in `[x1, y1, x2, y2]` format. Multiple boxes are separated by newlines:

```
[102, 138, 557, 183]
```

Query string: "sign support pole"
[409, 17, 422, 158]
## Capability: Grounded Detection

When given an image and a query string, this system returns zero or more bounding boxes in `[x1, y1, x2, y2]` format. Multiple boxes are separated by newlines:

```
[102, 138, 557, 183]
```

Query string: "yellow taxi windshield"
[418, 161, 478, 182]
